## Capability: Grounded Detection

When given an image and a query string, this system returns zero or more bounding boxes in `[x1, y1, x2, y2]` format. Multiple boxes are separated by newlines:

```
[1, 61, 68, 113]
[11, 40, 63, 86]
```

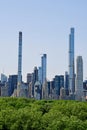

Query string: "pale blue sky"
[0, 0, 87, 81]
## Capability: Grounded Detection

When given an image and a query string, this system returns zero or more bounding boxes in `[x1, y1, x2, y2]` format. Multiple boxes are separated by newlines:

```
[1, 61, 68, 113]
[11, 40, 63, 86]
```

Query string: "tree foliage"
[0, 98, 87, 130]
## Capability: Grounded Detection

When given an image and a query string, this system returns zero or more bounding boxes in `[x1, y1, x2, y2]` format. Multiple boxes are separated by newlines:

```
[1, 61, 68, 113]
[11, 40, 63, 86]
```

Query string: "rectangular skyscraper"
[8, 75, 18, 96]
[41, 54, 47, 84]
[17, 32, 22, 96]
[65, 72, 69, 95]
[38, 67, 42, 84]
[69, 28, 75, 94]
[76, 56, 83, 100]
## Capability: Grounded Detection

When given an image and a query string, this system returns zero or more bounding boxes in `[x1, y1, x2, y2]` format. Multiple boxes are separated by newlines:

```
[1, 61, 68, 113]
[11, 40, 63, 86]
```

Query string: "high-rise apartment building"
[41, 54, 47, 85]
[76, 56, 83, 100]
[38, 67, 42, 84]
[33, 67, 38, 82]
[34, 81, 41, 100]
[54, 75, 60, 99]
[53, 75, 64, 99]
[17, 32, 22, 97]
[1, 73, 7, 84]
[65, 72, 69, 95]
[69, 28, 75, 94]
[1, 83, 8, 97]
[31, 67, 38, 97]
[8, 75, 17, 96]
[27, 73, 32, 84]
[50, 80, 55, 99]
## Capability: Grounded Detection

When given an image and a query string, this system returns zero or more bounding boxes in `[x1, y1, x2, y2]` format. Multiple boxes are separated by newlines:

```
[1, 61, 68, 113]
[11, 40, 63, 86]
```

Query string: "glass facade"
[41, 54, 47, 84]
[18, 32, 22, 84]
[17, 32, 22, 97]
[8, 75, 17, 96]
[65, 72, 69, 95]
[69, 28, 75, 94]
[38, 67, 42, 84]
[54, 75, 64, 98]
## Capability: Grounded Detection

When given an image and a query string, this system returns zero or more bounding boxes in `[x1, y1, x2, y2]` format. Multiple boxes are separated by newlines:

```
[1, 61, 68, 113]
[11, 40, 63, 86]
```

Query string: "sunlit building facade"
[76, 56, 83, 100]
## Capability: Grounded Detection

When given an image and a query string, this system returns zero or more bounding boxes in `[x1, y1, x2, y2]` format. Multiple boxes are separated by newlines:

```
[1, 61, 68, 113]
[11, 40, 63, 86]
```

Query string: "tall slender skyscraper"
[69, 28, 75, 94]
[76, 56, 83, 100]
[38, 67, 42, 84]
[17, 32, 22, 96]
[41, 54, 47, 84]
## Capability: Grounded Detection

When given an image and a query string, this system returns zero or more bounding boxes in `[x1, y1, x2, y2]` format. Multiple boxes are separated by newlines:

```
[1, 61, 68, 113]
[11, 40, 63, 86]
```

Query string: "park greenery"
[0, 98, 87, 130]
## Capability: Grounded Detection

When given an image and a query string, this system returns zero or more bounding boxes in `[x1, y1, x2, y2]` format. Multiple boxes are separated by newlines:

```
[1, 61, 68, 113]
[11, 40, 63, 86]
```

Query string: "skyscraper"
[54, 75, 60, 99]
[27, 73, 32, 84]
[76, 56, 83, 100]
[65, 72, 69, 95]
[8, 75, 17, 96]
[17, 32, 22, 97]
[41, 54, 47, 85]
[31, 67, 38, 97]
[1, 73, 7, 84]
[53, 75, 64, 99]
[69, 28, 75, 94]
[38, 67, 42, 84]
[33, 67, 38, 82]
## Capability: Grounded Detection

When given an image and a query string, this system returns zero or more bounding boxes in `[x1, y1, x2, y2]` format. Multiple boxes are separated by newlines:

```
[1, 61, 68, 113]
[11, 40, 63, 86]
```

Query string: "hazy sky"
[0, 0, 87, 81]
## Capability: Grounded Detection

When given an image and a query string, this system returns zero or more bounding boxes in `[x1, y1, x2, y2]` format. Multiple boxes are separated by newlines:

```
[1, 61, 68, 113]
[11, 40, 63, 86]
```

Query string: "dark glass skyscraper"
[38, 67, 42, 84]
[69, 28, 75, 94]
[65, 72, 69, 95]
[8, 75, 17, 96]
[54, 75, 64, 98]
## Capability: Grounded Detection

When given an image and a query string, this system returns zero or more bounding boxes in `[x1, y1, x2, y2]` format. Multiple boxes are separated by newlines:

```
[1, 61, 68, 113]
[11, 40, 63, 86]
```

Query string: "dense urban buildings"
[0, 28, 87, 101]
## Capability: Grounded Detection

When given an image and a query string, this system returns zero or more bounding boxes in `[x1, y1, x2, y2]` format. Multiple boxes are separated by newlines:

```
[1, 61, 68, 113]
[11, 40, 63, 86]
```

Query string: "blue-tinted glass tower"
[65, 72, 69, 95]
[41, 54, 47, 84]
[54, 76, 60, 97]
[54, 75, 64, 98]
[38, 67, 42, 84]
[69, 28, 75, 94]
[8, 75, 17, 96]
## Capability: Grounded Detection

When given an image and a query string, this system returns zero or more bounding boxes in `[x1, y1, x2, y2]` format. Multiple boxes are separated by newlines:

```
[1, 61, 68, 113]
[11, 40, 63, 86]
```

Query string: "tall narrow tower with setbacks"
[41, 54, 47, 85]
[17, 31, 22, 97]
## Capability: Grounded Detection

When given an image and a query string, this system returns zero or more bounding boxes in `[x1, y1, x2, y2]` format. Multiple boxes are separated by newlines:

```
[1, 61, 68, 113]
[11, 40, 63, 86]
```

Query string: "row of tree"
[0, 97, 87, 130]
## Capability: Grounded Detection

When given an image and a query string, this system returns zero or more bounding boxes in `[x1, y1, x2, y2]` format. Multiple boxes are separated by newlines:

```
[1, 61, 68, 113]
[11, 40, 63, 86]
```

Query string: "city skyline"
[0, 0, 87, 81]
